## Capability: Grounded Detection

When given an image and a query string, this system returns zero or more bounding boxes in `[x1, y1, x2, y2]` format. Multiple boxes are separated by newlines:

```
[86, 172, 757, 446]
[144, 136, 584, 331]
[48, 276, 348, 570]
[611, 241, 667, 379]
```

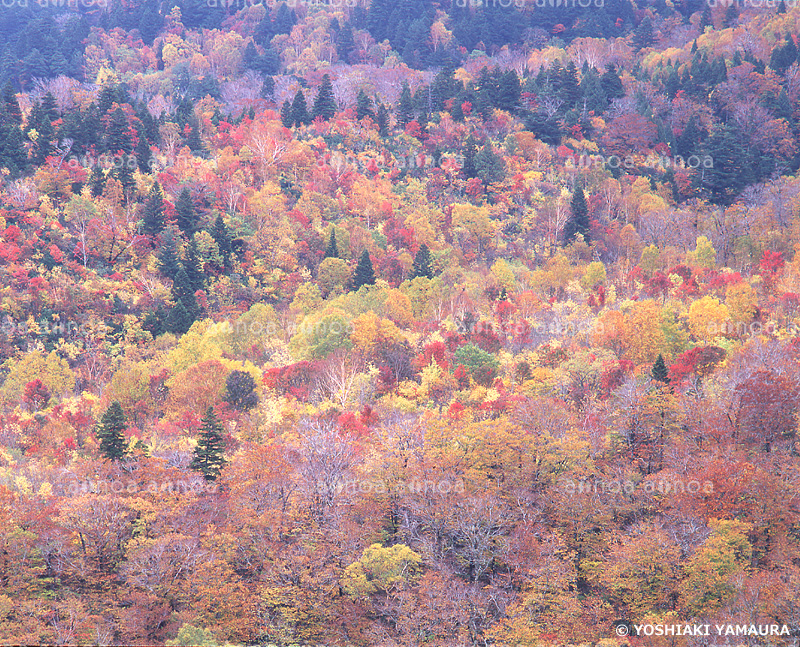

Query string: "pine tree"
[190, 407, 227, 481]
[223, 370, 259, 411]
[600, 64, 625, 101]
[563, 186, 590, 243]
[560, 62, 581, 108]
[651, 353, 670, 383]
[136, 130, 152, 174]
[184, 236, 205, 293]
[280, 100, 293, 128]
[410, 243, 434, 279]
[89, 166, 106, 198]
[356, 90, 376, 121]
[212, 214, 232, 271]
[96, 401, 127, 461]
[158, 225, 182, 281]
[497, 70, 521, 113]
[290, 90, 311, 127]
[167, 266, 199, 334]
[475, 142, 505, 184]
[142, 182, 165, 237]
[352, 250, 376, 290]
[396, 81, 414, 128]
[312, 74, 337, 120]
[376, 102, 389, 137]
[336, 23, 356, 62]
[324, 228, 339, 259]
[2, 82, 21, 125]
[701, 125, 751, 205]
[462, 134, 478, 179]
[175, 188, 197, 236]
[105, 107, 132, 154]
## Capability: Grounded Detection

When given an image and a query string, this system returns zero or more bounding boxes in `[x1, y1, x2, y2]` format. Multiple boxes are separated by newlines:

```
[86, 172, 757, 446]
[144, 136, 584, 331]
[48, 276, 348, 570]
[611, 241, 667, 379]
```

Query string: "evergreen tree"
[396, 81, 414, 128]
[186, 115, 203, 153]
[475, 142, 505, 184]
[600, 64, 625, 101]
[190, 407, 227, 481]
[356, 90, 376, 120]
[89, 166, 106, 198]
[312, 74, 337, 120]
[410, 243, 434, 279]
[651, 353, 670, 383]
[336, 23, 356, 62]
[105, 107, 132, 154]
[352, 250, 376, 290]
[184, 236, 205, 293]
[462, 134, 478, 179]
[376, 101, 389, 137]
[497, 70, 521, 113]
[96, 401, 127, 461]
[212, 214, 233, 271]
[560, 62, 581, 108]
[699, 5, 712, 30]
[142, 181, 165, 236]
[634, 16, 654, 49]
[223, 370, 259, 411]
[260, 76, 275, 100]
[136, 130, 152, 174]
[290, 90, 311, 127]
[280, 100, 293, 128]
[701, 125, 752, 205]
[166, 266, 199, 334]
[175, 188, 198, 236]
[563, 186, 590, 243]
[324, 228, 339, 259]
[2, 82, 21, 125]
[157, 226, 182, 281]
[41, 92, 58, 122]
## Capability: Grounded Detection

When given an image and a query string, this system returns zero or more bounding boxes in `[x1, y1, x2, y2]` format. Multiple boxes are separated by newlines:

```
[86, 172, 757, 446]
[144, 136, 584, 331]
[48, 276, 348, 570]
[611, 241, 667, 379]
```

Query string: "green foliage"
[352, 250, 376, 290]
[96, 401, 127, 461]
[312, 74, 337, 120]
[190, 407, 227, 481]
[410, 244, 434, 280]
[165, 624, 219, 646]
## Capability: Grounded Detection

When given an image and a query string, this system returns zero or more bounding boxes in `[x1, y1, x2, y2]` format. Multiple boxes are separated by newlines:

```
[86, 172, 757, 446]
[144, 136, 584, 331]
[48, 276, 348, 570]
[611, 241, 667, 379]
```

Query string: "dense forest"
[0, 0, 799, 645]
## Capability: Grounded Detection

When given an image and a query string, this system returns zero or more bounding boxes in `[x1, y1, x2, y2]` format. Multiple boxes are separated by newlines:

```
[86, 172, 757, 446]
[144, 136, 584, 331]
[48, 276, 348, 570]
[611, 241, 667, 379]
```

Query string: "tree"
[410, 244, 434, 279]
[323, 228, 339, 259]
[158, 225, 182, 281]
[142, 181, 165, 237]
[352, 250, 376, 290]
[290, 90, 311, 127]
[397, 81, 414, 128]
[223, 370, 259, 412]
[651, 354, 670, 383]
[312, 74, 337, 120]
[175, 188, 198, 236]
[167, 266, 200, 335]
[190, 407, 227, 481]
[280, 100, 293, 128]
[356, 90, 376, 121]
[212, 214, 232, 271]
[96, 401, 127, 460]
[563, 186, 590, 243]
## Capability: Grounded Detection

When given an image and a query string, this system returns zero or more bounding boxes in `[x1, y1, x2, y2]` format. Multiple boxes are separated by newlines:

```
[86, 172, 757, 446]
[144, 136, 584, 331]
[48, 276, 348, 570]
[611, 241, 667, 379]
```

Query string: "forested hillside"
[0, 0, 799, 645]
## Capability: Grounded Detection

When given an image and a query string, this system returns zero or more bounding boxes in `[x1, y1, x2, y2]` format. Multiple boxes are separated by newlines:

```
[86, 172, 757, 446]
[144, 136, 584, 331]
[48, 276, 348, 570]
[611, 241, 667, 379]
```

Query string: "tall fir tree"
[212, 214, 233, 271]
[563, 186, 590, 243]
[324, 228, 339, 259]
[280, 100, 293, 127]
[96, 401, 127, 461]
[356, 90, 376, 121]
[352, 250, 376, 290]
[410, 244, 434, 279]
[157, 225, 182, 281]
[142, 181, 165, 237]
[651, 354, 670, 383]
[396, 81, 414, 128]
[135, 129, 152, 174]
[290, 90, 311, 127]
[190, 407, 227, 481]
[312, 74, 337, 120]
[175, 188, 198, 236]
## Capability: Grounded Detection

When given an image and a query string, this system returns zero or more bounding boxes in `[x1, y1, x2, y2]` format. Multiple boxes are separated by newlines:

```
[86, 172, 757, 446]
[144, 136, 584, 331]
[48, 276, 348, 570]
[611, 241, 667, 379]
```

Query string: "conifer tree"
[352, 250, 376, 290]
[184, 236, 205, 293]
[89, 166, 105, 198]
[212, 214, 233, 271]
[96, 401, 127, 461]
[175, 188, 197, 236]
[651, 354, 670, 383]
[356, 90, 376, 121]
[376, 102, 389, 137]
[142, 182, 165, 237]
[410, 244, 434, 279]
[158, 226, 182, 281]
[280, 100, 293, 128]
[190, 407, 227, 481]
[563, 186, 590, 243]
[2, 82, 21, 125]
[136, 130, 152, 174]
[462, 134, 478, 179]
[324, 228, 339, 259]
[290, 90, 311, 127]
[396, 81, 414, 128]
[313, 74, 337, 120]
